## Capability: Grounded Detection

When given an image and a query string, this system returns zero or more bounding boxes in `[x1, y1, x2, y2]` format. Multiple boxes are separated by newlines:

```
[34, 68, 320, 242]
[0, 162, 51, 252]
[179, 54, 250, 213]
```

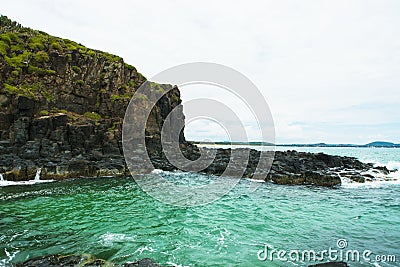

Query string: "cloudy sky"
[2, 0, 400, 144]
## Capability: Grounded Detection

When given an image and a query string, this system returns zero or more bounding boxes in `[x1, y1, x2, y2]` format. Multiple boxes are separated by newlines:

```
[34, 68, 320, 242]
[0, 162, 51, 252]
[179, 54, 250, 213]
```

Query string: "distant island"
[192, 141, 400, 148]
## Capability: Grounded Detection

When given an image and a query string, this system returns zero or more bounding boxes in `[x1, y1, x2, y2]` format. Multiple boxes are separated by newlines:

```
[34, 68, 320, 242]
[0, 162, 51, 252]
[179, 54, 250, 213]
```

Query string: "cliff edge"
[0, 16, 185, 180]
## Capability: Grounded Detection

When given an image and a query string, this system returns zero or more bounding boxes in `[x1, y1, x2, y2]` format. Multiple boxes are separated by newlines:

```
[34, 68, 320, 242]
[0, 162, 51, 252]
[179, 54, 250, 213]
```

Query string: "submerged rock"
[16, 254, 168, 267]
[16, 254, 112, 267]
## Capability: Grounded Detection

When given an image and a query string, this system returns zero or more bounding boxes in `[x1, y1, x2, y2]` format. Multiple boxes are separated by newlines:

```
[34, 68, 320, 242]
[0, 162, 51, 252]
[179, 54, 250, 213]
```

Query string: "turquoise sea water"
[1, 147, 399, 267]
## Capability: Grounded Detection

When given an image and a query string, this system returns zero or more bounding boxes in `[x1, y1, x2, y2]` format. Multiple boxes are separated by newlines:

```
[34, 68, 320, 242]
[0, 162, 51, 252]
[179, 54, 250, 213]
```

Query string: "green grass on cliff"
[0, 15, 143, 104]
[0, 15, 180, 130]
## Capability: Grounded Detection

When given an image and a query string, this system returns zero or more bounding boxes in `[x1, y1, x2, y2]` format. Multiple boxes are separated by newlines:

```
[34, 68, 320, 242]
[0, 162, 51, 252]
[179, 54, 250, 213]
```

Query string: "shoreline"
[1, 146, 397, 188]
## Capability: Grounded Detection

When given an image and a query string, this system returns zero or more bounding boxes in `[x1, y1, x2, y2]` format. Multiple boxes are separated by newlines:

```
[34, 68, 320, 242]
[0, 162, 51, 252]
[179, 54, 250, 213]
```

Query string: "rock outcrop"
[0, 16, 185, 180]
[16, 254, 167, 267]
[150, 146, 393, 187]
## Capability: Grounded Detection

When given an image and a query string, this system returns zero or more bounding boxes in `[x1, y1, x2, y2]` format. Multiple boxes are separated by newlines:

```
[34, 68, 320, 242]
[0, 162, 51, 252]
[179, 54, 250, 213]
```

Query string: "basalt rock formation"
[0, 16, 395, 186]
[0, 16, 185, 181]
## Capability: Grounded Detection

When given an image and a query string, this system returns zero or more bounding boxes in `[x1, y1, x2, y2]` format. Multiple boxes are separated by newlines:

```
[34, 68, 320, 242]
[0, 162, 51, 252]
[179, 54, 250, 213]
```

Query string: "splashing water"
[34, 168, 41, 181]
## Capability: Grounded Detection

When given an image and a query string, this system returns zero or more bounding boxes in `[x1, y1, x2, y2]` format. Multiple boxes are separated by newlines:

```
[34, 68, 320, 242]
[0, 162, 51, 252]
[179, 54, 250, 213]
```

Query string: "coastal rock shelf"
[150, 146, 395, 187]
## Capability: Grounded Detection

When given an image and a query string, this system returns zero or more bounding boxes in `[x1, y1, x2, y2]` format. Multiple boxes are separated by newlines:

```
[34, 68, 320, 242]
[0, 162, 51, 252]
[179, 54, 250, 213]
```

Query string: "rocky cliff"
[0, 16, 185, 180]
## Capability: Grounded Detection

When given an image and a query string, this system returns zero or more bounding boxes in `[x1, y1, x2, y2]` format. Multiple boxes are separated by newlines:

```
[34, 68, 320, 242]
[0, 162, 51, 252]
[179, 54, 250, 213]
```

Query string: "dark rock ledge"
[15, 254, 349, 267]
[149, 145, 396, 187]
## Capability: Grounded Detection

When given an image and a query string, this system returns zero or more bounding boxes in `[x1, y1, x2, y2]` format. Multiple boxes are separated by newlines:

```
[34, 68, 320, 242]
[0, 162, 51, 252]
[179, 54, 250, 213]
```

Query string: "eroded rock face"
[0, 16, 187, 181]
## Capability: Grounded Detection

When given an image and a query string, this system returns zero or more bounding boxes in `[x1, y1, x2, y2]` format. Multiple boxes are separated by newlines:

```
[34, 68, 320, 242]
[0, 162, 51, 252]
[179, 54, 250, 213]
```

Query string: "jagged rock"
[15, 254, 169, 267]
[373, 166, 390, 175]
[124, 258, 167, 267]
[15, 254, 112, 267]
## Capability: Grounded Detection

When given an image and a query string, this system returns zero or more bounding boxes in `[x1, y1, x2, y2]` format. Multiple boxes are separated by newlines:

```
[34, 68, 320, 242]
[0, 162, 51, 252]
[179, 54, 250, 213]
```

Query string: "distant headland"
[192, 141, 400, 148]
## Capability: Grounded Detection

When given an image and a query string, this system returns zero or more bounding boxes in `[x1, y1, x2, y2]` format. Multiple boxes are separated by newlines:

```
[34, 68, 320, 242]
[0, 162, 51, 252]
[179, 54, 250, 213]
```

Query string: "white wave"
[341, 179, 400, 189]
[151, 169, 165, 174]
[245, 178, 266, 183]
[99, 232, 136, 246]
[386, 161, 400, 171]
[34, 168, 42, 181]
[339, 171, 400, 189]
[334, 167, 400, 189]
[151, 169, 187, 176]
[165, 262, 190, 267]
[0, 179, 54, 187]
[360, 159, 400, 171]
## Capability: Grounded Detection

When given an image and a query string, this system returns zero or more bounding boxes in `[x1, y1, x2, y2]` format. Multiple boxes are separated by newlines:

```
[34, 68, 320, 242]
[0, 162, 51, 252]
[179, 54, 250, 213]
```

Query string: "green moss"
[76, 79, 84, 86]
[3, 83, 17, 93]
[56, 109, 68, 114]
[111, 93, 132, 101]
[3, 83, 37, 100]
[5, 76, 14, 84]
[34, 51, 49, 63]
[171, 94, 180, 103]
[50, 41, 62, 51]
[11, 70, 19, 77]
[124, 63, 135, 71]
[108, 122, 119, 132]
[128, 80, 135, 87]
[0, 40, 9, 56]
[28, 65, 55, 75]
[5, 51, 31, 68]
[64, 39, 78, 51]
[84, 111, 102, 121]
[41, 90, 54, 102]
[0, 33, 12, 45]
[72, 66, 81, 73]
[67, 54, 72, 62]
[9, 82, 54, 102]
[78, 44, 87, 54]
[29, 35, 47, 50]
[10, 33, 19, 42]
[133, 93, 149, 101]
[11, 43, 25, 52]
[86, 49, 96, 57]
[66, 43, 77, 51]
[102, 52, 120, 62]
[95, 95, 101, 107]
[150, 82, 164, 93]
[39, 110, 49, 116]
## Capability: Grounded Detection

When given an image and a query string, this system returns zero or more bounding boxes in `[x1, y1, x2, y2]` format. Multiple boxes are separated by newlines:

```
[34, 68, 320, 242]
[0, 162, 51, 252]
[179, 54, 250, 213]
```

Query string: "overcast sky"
[2, 0, 400, 144]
